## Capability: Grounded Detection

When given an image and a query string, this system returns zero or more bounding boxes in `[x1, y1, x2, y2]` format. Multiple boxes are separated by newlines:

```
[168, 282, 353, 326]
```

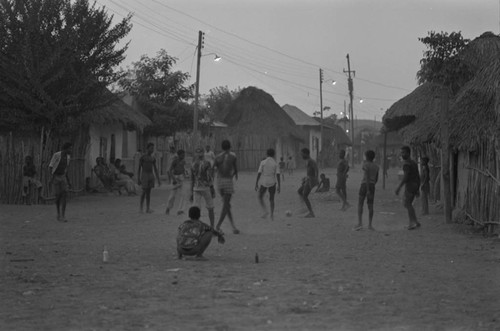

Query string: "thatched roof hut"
[224, 87, 305, 141]
[449, 34, 500, 151]
[383, 32, 500, 148]
[382, 82, 443, 145]
[80, 92, 152, 131]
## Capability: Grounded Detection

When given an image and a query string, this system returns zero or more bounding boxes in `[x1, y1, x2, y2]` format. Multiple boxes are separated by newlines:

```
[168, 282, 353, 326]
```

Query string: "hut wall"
[416, 143, 442, 202]
[0, 129, 89, 204]
[456, 141, 500, 225]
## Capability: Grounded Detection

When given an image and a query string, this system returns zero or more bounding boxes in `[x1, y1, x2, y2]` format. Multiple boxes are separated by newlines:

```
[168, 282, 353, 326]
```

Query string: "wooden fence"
[0, 129, 89, 204]
[456, 139, 500, 230]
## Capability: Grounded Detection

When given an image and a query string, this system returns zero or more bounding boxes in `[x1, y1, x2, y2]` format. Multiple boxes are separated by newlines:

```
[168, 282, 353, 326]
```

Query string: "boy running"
[214, 140, 240, 234]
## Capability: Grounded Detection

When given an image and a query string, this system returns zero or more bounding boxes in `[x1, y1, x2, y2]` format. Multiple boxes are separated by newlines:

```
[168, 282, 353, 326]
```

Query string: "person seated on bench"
[315, 173, 330, 193]
[22, 155, 43, 204]
[93, 157, 114, 190]
[114, 158, 138, 195]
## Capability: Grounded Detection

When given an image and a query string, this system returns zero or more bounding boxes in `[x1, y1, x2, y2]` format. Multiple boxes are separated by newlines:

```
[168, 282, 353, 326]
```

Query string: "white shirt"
[204, 150, 216, 166]
[258, 157, 279, 187]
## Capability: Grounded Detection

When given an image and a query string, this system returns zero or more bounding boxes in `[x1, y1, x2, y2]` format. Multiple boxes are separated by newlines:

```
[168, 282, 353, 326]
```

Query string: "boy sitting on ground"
[177, 206, 225, 260]
[315, 173, 330, 193]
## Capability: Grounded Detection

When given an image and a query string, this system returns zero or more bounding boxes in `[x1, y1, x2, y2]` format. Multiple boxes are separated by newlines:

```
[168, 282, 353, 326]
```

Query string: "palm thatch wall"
[382, 32, 500, 228]
[223, 86, 305, 170]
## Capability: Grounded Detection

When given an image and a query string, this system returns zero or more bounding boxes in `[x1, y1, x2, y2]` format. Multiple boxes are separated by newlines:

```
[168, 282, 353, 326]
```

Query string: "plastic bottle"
[102, 246, 109, 263]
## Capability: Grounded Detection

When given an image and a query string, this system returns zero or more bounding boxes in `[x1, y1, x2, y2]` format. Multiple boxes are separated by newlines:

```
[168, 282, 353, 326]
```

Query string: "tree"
[117, 49, 193, 136]
[0, 0, 132, 133]
[416, 31, 472, 93]
[204, 86, 240, 122]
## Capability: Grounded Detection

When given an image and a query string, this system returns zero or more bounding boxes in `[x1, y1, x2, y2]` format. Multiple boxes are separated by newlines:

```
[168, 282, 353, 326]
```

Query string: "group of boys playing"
[44, 140, 424, 260]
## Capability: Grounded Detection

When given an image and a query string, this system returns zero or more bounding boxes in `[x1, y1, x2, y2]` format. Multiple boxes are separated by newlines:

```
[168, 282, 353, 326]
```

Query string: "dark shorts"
[259, 184, 276, 198]
[52, 175, 68, 196]
[141, 173, 156, 189]
[298, 178, 315, 197]
[403, 189, 417, 207]
[336, 177, 347, 190]
[359, 183, 375, 205]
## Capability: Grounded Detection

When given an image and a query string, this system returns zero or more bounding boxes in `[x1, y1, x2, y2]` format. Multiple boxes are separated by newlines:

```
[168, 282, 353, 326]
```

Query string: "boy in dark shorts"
[177, 206, 225, 260]
[138, 142, 161, 213]
[354, 150, 379, 231]
[214, 140, 240, 234]
[298, 148, 319, 218]
[336, 149, 350, 210]
[395, 146, 421, 230]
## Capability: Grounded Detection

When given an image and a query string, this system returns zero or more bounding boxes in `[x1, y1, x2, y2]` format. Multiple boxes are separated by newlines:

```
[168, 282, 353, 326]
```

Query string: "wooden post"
[440, 87, 453, 223]
[383, 130, 387, 190]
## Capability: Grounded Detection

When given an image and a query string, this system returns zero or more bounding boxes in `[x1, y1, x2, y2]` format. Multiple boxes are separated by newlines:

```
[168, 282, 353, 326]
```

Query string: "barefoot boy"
[214, 140, 240, 234]
[336, 149, 350, 210]
[354, 150, 379, 231]
[177, 206, 225, 260]
[255, 148, 281, 220]
[138, 142, 161, 213]
[298, 148, 319, 218]
[395, 146, 421, 230]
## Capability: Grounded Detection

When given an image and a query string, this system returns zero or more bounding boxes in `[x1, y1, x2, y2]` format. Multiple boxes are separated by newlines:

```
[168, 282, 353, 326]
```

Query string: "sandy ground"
[1, 167, 500, 331]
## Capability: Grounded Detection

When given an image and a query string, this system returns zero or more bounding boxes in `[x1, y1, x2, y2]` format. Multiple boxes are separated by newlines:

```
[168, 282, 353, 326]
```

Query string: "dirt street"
[1, 167, 499, 331]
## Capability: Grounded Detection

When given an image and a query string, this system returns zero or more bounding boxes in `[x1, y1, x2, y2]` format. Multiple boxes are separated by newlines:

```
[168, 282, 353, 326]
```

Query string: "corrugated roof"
[282, 104, 320, 126]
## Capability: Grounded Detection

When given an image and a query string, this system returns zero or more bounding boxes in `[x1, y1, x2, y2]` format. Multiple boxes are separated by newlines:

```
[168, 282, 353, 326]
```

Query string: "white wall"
[309, 127, 321, 160]
[86, 124, 139, 178]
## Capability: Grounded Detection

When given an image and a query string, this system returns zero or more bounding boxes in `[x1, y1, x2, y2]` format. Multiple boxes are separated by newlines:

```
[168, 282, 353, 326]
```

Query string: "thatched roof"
[382, 82, 443, 145]
[449, 34, 500, 150]
[81, 91, 152, 131]
[223, 87, 305, 141]
[383, 32, 500, 149]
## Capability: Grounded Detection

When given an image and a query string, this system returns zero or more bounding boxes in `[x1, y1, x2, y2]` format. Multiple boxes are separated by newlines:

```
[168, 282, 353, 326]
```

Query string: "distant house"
[283, 104, 351, 167]
[85, 93, 151, 179]
[222, 87, 305, 170]
[282, 104, 322, 160]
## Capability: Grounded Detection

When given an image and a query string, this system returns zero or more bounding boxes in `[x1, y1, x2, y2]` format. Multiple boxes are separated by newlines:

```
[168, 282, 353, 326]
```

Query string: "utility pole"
[343, 100, 347, 132]
[193, 30, 204, 136]
[319, 68, 324, 164]
[344, 54, 355, 168]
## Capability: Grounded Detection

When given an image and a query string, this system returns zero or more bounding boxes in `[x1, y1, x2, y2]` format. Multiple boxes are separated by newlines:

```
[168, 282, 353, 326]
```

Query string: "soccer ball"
[285, 210, 292, 217]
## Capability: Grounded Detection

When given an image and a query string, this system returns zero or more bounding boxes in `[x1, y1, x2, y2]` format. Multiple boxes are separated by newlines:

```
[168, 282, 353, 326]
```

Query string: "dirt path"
[1, 167, 499, 330]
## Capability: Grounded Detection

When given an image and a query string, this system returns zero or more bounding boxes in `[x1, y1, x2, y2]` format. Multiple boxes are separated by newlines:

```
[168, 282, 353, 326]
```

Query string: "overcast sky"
[96, 0, 500, 121]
